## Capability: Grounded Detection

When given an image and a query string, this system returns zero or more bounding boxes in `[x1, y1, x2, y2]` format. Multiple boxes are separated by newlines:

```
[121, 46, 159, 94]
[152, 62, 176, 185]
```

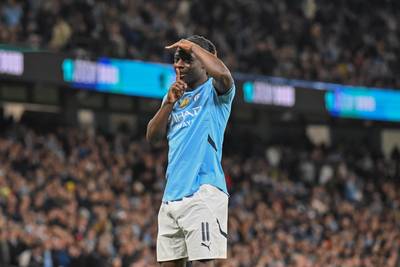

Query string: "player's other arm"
[146, 101, 173, 143]
[146, 71, 187, 143]
[191, 44, 234, 95]
[166, 40, 233, 95]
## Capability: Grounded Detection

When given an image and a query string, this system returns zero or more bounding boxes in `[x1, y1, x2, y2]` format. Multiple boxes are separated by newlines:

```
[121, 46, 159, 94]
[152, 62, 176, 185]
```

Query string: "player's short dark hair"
[186, 35, 216, 55]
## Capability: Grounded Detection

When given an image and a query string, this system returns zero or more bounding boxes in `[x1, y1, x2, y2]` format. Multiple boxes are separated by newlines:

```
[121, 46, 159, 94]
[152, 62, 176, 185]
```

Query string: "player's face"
[173, 48, 205, 85]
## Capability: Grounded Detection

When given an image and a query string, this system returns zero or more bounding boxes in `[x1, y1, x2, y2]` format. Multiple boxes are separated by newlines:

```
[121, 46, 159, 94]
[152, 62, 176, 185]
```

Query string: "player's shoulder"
[197, 78, 215, 97]
[209, 77, 235, 103]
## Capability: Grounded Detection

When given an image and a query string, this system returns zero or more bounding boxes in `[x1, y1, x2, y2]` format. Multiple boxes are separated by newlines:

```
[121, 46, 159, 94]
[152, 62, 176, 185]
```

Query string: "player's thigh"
[180, 185, 228, 261]
[157, 203, 188, 262]
[196, 184, 229, 241]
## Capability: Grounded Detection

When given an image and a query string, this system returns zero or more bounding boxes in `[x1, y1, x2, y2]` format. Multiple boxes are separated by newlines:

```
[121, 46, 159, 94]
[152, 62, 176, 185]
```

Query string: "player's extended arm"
[146, 70, 187, 143]
[166, 40, 234, 95]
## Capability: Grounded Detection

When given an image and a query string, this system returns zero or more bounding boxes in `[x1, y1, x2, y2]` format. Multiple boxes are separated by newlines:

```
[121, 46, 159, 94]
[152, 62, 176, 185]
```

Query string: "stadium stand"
[0, 120, 399, 267]
[1, 0, 399, 88]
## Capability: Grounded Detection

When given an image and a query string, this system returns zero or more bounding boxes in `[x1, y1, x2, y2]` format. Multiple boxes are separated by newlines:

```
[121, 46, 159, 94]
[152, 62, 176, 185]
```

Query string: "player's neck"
[187, 75, 208, 91]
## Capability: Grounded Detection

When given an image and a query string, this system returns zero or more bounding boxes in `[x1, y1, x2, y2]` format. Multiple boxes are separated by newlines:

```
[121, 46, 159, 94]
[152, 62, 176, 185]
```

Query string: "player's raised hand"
[166, 68, 187, 104]
[165, 39, 194, 53]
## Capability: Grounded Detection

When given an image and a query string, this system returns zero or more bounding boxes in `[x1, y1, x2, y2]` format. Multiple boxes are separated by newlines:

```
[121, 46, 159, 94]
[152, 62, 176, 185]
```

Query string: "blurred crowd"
[1, 0, 399, 88]
[0, 120, 399, 267]
[0, 122, 162, 267]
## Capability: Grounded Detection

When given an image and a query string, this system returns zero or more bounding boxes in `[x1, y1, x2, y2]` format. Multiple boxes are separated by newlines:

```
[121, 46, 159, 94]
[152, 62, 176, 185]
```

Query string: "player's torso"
[167, 79, 213, 141]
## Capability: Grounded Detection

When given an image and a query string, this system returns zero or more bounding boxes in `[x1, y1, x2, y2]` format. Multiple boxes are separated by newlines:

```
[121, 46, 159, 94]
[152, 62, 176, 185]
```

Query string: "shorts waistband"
[162, 193, 194, 204]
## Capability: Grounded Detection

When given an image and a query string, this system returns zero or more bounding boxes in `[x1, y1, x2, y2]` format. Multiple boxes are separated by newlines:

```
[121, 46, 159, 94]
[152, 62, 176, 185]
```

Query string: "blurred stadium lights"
[77, 109, 94, 127]
[3, 102, 60, 122]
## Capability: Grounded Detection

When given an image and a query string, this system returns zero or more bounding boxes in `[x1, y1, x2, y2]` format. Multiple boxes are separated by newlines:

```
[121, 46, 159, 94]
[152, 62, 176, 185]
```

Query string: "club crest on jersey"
[179, 97, 190, 108]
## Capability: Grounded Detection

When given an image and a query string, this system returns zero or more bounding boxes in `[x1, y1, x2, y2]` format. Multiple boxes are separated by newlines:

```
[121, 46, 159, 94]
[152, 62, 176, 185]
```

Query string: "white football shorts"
[157, 184, 228, 262]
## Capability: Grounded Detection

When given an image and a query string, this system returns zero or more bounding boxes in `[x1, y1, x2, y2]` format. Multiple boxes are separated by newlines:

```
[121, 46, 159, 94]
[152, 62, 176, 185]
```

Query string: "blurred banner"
[240, 79, 327, 115]
[243, 81, 295, 107]
[0, 47, 399, 122]
[0, 49, 64, 83]
[62, 58, 176, 98]
[0, 49, 63, 85]
[0, 50, 23, 76]
[325, 87, 400, 122]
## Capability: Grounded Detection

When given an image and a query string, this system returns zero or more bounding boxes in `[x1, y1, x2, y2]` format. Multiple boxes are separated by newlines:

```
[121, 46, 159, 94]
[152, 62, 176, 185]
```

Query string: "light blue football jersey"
[162, 78, 235, 201]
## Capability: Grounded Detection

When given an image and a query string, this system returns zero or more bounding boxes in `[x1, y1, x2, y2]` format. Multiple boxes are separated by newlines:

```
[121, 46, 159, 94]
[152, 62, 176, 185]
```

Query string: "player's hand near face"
[146, 68, 187, 143]
[166, 68, 188, 104]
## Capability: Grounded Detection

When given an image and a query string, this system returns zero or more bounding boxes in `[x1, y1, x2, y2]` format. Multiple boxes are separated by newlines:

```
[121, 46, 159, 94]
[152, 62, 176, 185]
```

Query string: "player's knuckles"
[175, 85, 185, 90]
[171, 85, 181, 92]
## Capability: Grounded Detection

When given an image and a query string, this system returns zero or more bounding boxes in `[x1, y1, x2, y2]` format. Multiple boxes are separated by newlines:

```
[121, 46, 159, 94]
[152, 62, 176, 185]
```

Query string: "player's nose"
[173, 59, 185, 69]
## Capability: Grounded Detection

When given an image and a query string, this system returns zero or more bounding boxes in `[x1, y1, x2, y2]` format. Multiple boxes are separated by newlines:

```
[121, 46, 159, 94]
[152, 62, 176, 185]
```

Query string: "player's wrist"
[164, 99, 176, 106]
[189, 42, 199, 53]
